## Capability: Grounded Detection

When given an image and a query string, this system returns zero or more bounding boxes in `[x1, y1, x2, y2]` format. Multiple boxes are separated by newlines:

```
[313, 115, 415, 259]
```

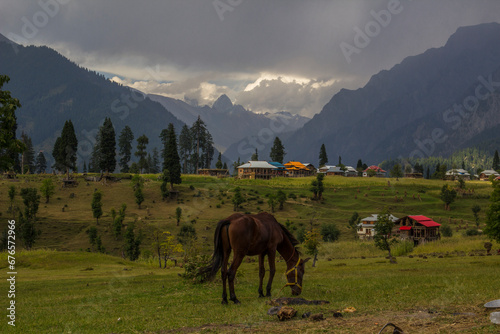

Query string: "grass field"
[0, 174, 499, 333]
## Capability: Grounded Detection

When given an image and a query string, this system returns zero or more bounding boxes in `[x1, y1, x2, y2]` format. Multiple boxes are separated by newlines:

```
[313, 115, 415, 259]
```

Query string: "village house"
[479, 169, 500, 181]
[445, 168, 470, 180]
[394, 215, 441, 245]
[363, 165, 386, 177]
[197, 168, 229, 178]
[237, 161, 280, 180]
[357, 214, 399, 240]
[319, 165, 358, 177]
[284, 161, 314, 177]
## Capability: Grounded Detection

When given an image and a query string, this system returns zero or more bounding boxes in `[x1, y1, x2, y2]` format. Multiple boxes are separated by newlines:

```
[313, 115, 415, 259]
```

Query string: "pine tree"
[20, 132, 35, 174]
[52, 120, 78, 177]
[178, 124, 192, 173]
[216, 152, 223, 169]
[160, 123, 182, 189]
[91, 191, 103, 224]
[493, 150, 500, 171]
[190, 116, 214, 172]
[88, 133, 101, 173]
[318, 143, 328, 167]
[223, 162, 228, 170]
[135, 135, 149, 173]
[35, 152, 47, 174]
[98, 117, 116, 173]
[251, 149, 259, 161]
[270, 137, 286, 163]
[118, 126, 134, 173]
[152, 147, 160, 174]
[83, 161, 87, 174]
[0, 75, 25, 172]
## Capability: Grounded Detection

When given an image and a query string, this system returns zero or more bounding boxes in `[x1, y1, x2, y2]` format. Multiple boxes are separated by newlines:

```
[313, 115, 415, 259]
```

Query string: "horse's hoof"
[221, 299, 228, 305]
[232, 299, 241, 304]
[259, 293, 265, 298]
[265, 293, 272, 297]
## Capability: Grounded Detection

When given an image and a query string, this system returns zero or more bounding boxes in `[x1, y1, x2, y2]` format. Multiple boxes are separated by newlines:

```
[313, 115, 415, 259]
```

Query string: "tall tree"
[88, 133, 101, 173]
[493, 150, 500, 171]
[160, 123, 182, 190]
[190, 116, 214, 171]
[118, 126, 134, 173]
[52, 120, 78, 178]
[135, 135, 149, 173]
[0, 75, 25, 172]
[20, 132, 35, 174]
[178, 124, 192, 173]
[19, 188, 41, 250]
[151, 147, 160, 174]
[318, 144, 328, 167]
[440, 184, 457, 211]
[124, 221, 142, 261]
[390, 163, 403, 179]
[97, 117, 116, 173]
[91, 191, 103, 224]
[215, 152, 223, 169]
[39, 178, 55, 203]
[35, 152, 47, 174]
[270, 137, 286, 164]
[251, 149, 259, 161]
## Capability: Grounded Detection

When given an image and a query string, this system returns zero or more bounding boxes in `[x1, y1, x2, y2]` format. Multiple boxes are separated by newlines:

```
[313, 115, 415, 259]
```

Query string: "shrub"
[392, 240, 414, 256]
[464, 228, 481, 236]
[441, 225, 453, 237]
[320, 223, 340, 242]
[296, 227, 306, 243]
[179, 254, 211, 283]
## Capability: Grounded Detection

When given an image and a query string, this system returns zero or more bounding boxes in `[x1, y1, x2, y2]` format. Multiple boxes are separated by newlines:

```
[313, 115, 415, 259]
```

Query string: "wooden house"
[198, 169, 229, 178]
[445, 169, 470, 181]
[237, 161, 279, 180]
[357, 214, 399, 240]
[479, 170, 500, 181]
[394, 215, 441, 245]
[284, 161, 313, 177]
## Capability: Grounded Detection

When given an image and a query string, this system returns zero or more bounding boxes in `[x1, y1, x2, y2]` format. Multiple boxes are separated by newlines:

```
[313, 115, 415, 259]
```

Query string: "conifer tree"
[35, 152, 47, 174]
[160, 123, 181, 189]
[52, 120, 78, 177]
[216, 152, 223, 169]
[251, 149, 259, 161]
[152, 147, 160, 174]
[118, 126, 134, 173]
[20, 132, 35, 174]
[135, 135, 149, 173]
[270, 137, 286, 163]
[97, 117, 116, 173]
[493, 150, 500, 171]
[318, 144, 328, 167]
[178, 124, 192, 173]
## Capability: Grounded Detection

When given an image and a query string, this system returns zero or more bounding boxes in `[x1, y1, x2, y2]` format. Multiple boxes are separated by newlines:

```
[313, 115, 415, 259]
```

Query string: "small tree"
[267, 194, 277, 213]
[276, 190, 286, 210]
[318, 143, 328, 167]
[484, 183, 500, 243]
[215, 152, 223, 169]
[303, 229, 321, 267]
[39, 178, 55, 203]
[373, 210, 398, 264]
[472, 205, 481, 228]
[440, 184, 457, 210]
[91, 191, 103, 224]
[124, 221, 142, 261]
[321, 223, 340, 242]
[310, 174, 325, 200]
[87, 226, 98, 251]
[113, 204, 127, 238]
[160, 231, 183, 268]
[175, 207, 182, 226]
[18, 188, 41, 250]
[177, 224, 197, 259]
[441, 224, 453, 237]
[347, 212, 361, 240]
[232, 187, 244, 211]
[8, 185, 16, 214]
[390, 163, 403, 180]
[457, 177, 466, 190]
[131, 175, 145, 208]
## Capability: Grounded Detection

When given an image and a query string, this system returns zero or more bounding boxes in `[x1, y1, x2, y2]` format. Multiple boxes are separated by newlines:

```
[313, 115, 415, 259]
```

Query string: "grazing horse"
[200, 212, 309, 304]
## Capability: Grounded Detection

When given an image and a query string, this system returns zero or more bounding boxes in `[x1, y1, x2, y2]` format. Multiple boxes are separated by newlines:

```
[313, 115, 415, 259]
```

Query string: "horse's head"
[285, 257, 310, 296]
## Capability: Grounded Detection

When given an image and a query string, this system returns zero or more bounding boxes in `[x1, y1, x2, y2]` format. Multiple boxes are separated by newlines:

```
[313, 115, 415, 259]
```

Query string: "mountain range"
[1, 22, 500, 170]
[224, 22, 500, 165]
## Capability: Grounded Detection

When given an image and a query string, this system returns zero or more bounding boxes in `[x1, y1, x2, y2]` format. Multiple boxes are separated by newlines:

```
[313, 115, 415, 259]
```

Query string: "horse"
[200, 212, 309, 304]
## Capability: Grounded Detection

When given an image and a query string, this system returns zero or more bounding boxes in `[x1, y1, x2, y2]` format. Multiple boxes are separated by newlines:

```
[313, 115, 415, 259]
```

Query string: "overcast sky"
[2, 0, 500, 117]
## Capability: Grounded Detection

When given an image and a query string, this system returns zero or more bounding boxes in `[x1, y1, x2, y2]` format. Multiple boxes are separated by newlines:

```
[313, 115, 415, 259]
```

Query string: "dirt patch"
[157, 307, 497, 333]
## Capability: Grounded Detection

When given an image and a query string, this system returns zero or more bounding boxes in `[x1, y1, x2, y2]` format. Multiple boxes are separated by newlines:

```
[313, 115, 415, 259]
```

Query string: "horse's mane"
[278, 223, 301, 254]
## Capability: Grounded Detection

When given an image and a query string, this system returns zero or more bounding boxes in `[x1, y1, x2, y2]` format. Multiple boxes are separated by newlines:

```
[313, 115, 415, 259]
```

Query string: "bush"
[179, 254, 211, 283]
[320, 223, 340, 242]
[288, 193, 296, 199]
[392, 240, 414, 256]
[464, 228, 481, 236]
[441, 225, 453, 237]
[296, 227, 306, 243]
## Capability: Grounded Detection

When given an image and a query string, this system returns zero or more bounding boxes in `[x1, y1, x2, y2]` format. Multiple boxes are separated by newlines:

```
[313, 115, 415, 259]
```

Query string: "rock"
[277, 306, 297, 321]
[310, 313, 324, 321]
[267, 306, 281, 315]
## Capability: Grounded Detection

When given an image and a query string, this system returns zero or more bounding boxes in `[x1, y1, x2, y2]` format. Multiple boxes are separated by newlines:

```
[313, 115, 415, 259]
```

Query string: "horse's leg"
[221, 246, 231, 304]
[258, 254, 266, 297]
[228, 253, 244, 304]
[265, 250, 276, 297]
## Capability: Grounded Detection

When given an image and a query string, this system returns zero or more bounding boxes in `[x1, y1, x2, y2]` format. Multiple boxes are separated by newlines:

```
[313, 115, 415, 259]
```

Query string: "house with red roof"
[394, 215, 441, 245]
[362, 165, 386, 177]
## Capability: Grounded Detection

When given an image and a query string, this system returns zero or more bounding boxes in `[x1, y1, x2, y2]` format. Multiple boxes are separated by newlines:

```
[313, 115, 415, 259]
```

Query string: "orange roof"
[284, 161, 308, 171]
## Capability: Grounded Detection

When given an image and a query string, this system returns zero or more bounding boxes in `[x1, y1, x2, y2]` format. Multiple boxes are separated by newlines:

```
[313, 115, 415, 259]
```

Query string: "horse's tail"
[198, 219, 230, 282]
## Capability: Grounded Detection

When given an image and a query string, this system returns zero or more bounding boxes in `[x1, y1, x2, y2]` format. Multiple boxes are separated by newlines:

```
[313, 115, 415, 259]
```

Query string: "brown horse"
[200, 212, 309, 304]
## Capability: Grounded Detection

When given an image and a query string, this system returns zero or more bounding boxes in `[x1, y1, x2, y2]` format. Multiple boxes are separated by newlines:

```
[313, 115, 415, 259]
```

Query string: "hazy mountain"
[148, 93, 309, 152]
[274, 23, 500, 165]
[0, 34, 185, 170]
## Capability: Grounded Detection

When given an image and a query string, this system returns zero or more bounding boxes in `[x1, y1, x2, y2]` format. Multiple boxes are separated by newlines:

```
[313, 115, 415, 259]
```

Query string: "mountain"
[0, 34, 185, 170]
[147, 93, 309, 152]
[271, 23, 500, 165]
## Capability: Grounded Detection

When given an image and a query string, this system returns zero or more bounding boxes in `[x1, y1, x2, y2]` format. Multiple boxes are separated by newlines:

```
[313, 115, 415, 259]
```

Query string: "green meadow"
[0, 174, 499, 333]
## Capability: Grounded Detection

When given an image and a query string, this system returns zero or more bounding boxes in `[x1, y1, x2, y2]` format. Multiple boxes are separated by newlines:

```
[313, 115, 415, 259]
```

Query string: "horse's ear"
[302, 258, 311, 264]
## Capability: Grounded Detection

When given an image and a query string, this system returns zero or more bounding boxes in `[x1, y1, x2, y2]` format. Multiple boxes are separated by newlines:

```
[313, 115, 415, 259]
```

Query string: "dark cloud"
[1, 0, 500, 116]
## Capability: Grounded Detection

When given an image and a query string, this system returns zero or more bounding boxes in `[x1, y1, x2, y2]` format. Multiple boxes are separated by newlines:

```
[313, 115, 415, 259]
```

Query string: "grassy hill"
[0, 174, 496, 256]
